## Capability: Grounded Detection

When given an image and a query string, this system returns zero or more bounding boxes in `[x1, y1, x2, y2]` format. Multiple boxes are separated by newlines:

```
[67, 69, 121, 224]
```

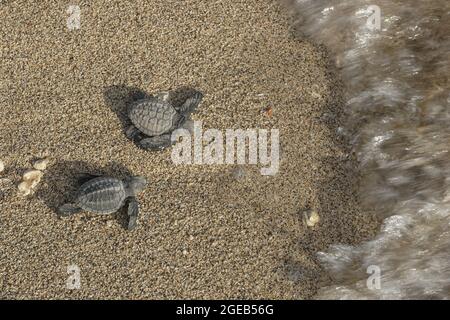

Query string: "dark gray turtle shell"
[75, 177, 127, 214]
[129, 98, 181, 136]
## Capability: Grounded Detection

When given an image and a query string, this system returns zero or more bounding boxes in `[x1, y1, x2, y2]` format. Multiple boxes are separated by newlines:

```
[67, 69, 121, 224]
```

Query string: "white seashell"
[18, 181, 32, 196]
[33, 158, 49, 171]
[23, 169, 43, 182]
[22, 169, 44, 189]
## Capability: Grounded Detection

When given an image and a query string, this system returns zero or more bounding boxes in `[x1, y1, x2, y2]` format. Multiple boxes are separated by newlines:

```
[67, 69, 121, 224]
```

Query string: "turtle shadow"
[103, 85, 150, 148]
[103, 84, 203, 149]
[36, 160, 135, 230]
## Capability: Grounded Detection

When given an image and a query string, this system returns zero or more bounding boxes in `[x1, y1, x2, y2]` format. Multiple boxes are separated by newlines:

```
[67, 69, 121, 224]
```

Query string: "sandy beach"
[0, 0, 378, 299]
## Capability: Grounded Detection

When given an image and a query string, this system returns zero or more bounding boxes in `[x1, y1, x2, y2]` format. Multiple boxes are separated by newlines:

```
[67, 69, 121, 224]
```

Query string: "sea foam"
[286, 0, 450, 299]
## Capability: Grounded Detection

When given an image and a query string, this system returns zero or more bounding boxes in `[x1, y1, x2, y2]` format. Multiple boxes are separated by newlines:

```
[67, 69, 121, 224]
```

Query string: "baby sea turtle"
[126, 90, 203, 150]
[58, 174, 147, 230]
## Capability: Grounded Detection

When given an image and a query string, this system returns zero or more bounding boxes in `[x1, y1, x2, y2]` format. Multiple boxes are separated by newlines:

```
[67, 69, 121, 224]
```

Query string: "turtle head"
[124, 175, 147, 196]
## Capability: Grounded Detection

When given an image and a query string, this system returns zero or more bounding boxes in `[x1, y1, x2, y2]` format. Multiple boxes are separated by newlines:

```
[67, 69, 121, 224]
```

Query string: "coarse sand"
[0, 0, 378, 299]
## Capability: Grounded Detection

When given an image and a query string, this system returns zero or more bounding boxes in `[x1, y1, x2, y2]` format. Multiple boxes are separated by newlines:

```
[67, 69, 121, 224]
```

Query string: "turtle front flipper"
[125, 124, 146, 141]
[176, 90, 203, 115]
[127, 197, 139, 230]
[138, 134, 173, 150]
[58, 203, 82, 216]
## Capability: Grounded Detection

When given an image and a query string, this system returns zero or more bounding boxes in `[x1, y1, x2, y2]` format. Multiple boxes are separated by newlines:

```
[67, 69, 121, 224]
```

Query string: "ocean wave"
[286, 0, 450, 299]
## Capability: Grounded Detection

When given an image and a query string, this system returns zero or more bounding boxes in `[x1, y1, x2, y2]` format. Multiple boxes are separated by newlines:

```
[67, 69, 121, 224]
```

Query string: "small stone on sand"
[303, 209, 320, 228]
[263, 106, 273, 117]
[0, 160, 4, 173]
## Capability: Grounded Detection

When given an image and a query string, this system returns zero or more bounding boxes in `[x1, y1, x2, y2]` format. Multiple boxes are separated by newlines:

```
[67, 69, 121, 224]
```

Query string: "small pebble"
[263, 106, 273, 117]
[33, 158, 49, 171]
[303, 209, 320, 228]
[0, 160, 4, 173]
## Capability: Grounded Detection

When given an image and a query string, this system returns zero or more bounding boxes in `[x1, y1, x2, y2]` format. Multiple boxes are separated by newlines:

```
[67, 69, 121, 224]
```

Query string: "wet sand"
[0, 0, 378, 298]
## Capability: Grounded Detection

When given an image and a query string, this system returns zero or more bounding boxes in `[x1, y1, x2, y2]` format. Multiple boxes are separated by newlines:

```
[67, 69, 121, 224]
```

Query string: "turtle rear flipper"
[127, 197, 139, 230]
[76, 173, 103, 186]
[139, 134, 173, 150]
[58, 203, 82, 216]
[176, 91, 203, 115]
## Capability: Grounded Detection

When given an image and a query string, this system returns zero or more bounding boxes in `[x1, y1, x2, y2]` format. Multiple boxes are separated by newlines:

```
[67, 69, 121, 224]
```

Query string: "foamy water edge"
[286, 0, 450, 299]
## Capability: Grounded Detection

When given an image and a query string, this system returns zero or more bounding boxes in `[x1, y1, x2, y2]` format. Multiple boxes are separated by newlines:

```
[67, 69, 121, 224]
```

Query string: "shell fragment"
[33, 158, 49, 171]
[303, 209, 320, 227]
